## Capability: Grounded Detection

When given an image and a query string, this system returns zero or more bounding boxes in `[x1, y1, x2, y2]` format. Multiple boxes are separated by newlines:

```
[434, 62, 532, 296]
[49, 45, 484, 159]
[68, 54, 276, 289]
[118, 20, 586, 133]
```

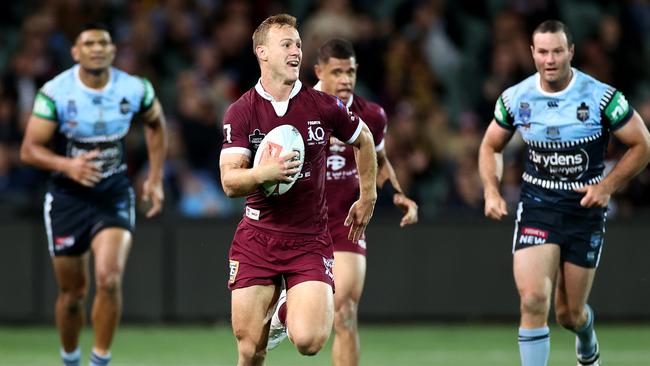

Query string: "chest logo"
[577, 102, 590, 122]
[67, 100, 77, 118]
[120, 97, 131, 114]
[519, 102, 531, 122]
[248, 129, 266, 151]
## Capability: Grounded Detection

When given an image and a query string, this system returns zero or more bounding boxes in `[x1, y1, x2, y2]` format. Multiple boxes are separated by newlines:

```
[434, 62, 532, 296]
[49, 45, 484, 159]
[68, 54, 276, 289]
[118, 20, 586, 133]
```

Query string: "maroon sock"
[278, 302, 287, 324]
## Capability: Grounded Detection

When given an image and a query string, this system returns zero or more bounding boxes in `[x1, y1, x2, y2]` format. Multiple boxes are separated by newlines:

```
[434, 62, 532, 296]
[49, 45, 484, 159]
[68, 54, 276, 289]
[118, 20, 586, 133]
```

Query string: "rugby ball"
[253, 124, 305, 196]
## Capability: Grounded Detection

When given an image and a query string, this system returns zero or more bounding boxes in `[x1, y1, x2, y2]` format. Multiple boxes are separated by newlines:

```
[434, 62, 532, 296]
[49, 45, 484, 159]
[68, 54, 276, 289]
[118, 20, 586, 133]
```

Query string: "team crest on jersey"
[248, 129, 266, 151]
[323, 257, 334, 280]
[119, 97, 131, 114]
[519, 102, 531, 122]
[67, 100, 77, 118]
[546, 127, 560, 140]
[576, 102, 590, 122]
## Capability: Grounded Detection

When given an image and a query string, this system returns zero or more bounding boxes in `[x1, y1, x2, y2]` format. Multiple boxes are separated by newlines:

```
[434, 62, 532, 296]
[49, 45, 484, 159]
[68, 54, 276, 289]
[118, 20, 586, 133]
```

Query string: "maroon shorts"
[329, 217, 367, 255]
[228, 221, 335, 291]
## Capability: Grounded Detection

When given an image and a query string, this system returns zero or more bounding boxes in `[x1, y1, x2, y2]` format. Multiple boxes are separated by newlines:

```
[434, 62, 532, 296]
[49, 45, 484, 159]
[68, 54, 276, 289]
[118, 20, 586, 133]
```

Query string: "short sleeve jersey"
[221, 80, 363, 235]
[324, 93, 387, 224]
[493, 68, 633, 211]
[33, 65, 155, 194]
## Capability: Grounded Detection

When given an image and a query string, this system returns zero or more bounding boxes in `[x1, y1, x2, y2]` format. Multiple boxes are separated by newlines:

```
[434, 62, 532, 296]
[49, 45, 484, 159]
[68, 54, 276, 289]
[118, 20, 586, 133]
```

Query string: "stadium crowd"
[1, 0, 649, 220]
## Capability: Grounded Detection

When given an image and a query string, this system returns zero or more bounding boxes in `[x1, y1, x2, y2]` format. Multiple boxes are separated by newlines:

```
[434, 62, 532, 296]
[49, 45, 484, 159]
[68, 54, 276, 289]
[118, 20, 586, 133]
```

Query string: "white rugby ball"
[253, 124, 305, 196]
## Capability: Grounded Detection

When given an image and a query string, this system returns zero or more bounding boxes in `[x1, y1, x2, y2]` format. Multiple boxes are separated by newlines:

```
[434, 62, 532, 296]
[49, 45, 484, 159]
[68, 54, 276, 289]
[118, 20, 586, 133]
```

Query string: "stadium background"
[1, 0, 649, 365]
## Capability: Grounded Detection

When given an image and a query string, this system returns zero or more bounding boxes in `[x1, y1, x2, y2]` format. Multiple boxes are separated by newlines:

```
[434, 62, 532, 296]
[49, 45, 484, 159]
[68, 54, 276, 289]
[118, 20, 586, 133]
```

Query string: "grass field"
[1, 323, 649, 365]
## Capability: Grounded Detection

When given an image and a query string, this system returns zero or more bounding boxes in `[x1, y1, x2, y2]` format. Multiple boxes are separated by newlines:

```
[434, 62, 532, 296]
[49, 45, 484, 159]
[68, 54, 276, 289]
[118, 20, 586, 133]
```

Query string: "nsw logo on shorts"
[519, 227, 548, 245]
[229, 260, 239, 284]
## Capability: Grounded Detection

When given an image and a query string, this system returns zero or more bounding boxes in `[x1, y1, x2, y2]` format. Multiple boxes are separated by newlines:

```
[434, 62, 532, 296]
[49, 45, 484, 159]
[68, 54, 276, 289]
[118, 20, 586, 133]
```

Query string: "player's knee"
[95, 270, 122, 295]
[293, 332, 328, 356]
[519, 290, 550, 316]
[60, 289, 86, 315]
[334, 298, 358, 333]
[236, 338, 267, 362]
[555, 306, 582, 329]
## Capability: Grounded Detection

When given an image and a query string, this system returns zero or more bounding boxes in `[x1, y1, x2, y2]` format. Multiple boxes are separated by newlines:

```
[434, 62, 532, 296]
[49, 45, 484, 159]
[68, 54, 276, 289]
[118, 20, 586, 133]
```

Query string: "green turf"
[0, 323, 648, 365]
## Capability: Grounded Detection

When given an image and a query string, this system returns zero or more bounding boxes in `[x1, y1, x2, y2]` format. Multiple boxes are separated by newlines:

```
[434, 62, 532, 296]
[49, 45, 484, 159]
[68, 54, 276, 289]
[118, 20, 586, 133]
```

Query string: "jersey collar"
[313, 81, 353, 108]
[535, 67, 577, 97]
[254, 79, 302, 102]
[73, 64, 114, 93]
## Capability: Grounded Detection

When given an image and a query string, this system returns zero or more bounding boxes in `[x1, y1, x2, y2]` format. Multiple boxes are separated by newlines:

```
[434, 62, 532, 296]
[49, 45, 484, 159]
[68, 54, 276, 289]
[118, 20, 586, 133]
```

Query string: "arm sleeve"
[368, 105, 387, 151]
[221, 103, 252, 158]
[494, 94, 515, 131]
[325, 96, 362, 144]
[601, 89, 633, 132]
[32, 90, 58, 121]
[139, 78, 156, 111]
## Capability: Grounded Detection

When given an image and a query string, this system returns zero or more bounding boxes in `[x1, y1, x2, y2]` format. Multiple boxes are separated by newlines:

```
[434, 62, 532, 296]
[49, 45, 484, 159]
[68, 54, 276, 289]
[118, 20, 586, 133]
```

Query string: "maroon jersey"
[324, 93, 387, 226]
[221, 80, 362, 235]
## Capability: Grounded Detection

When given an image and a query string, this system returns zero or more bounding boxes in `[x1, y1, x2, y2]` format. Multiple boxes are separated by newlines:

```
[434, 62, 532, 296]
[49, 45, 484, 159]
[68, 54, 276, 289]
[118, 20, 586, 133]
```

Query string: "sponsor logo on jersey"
[519, 227, 548, 245]
[54, 235, 75, 250]
[248, 129, 266, 151]
[92, 96, 102, 105]
[577, 102, 590, 122]
[590, 231, 603, 249]
[67, 100, 77, 118]
[245, 206, 260, 221]
[547, 100, 559, 108]
[529, 148, 589, 179]
[519, 102, 531, 122]
[228, 260, 239, 283]
[327, 155, 346, 171]
[119, 97, 131, 114]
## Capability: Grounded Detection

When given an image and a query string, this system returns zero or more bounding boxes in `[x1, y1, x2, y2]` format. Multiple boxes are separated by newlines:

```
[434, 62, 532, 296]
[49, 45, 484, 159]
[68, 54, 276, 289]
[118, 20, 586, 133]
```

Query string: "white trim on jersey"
[345, 120, 365, 145]
[375, 138, 385, 153]
[535, 67, 578, 97]
[44, 192, 54, 256]
[220, 147, 252, 158]
[313, 81, 354, 108]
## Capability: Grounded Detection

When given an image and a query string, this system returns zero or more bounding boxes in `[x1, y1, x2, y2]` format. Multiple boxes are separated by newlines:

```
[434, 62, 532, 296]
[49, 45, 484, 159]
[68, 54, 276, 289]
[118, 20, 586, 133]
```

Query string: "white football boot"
[577, 338, 600, 366]
[267, 289, 288, 350]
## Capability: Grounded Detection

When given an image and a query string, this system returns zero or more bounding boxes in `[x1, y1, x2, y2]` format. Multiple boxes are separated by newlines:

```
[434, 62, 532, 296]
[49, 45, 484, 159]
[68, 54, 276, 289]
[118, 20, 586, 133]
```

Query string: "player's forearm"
[355, 127, 378, 202]
[377, 153, 404, 194]
[478, 144, 503, 197]
[600, 143, 650, 194]
[20, 143, 70, 175]
[221, 166, 262, 197]
[144, 117, 167, 181]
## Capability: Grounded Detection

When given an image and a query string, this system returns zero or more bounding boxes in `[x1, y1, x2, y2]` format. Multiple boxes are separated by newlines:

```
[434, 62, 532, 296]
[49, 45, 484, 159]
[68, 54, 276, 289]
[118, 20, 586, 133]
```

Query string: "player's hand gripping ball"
[253, 124, 305, 196]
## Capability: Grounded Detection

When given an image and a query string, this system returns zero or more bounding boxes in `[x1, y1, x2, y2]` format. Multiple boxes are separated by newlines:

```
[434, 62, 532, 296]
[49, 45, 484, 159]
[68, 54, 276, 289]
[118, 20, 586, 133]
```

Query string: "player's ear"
[314, 63, 322, 79]
[71, 45, 80, 62]
[256, 45, 268, 62]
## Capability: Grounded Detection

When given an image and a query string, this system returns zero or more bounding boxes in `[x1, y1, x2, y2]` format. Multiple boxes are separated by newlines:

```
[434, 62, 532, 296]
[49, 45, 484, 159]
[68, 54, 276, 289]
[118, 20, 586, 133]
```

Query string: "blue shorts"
[512, 202, 606, 268]
[44, 188, 135, 256]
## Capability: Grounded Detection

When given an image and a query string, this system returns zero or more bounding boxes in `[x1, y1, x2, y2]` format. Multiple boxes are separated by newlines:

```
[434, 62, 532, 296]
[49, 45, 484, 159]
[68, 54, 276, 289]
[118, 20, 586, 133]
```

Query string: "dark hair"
[78, 22, 111, 35]
[317, 38, 356, 64]
[252, 14, 297, 54]
[532, 20, 573, 46]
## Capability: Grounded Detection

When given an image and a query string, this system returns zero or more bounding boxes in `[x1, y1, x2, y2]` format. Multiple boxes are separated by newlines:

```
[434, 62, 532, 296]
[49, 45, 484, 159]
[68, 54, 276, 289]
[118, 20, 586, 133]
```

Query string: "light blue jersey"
[494, 68, 633, 210]
[33, 64, 155, 193]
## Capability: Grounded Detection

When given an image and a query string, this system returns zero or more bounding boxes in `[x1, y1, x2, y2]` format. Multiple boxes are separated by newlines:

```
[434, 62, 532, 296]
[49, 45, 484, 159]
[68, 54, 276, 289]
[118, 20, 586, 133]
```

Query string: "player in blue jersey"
[479, 20, 650, 366]
[20, 23, 167, 366]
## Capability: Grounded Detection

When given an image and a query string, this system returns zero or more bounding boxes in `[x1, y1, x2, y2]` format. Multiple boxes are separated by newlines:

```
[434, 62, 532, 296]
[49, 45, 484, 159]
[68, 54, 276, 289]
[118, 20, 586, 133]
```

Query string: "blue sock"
[89, 350, 111, 366]
[518, 326, 550, 366]
[575, 304, 598, 357]
[60, 347, 81, 366]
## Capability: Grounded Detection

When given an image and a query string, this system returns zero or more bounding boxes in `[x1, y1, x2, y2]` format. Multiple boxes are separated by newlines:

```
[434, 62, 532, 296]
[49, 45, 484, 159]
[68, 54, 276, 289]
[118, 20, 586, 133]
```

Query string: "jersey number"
[224, 124, 232, 143]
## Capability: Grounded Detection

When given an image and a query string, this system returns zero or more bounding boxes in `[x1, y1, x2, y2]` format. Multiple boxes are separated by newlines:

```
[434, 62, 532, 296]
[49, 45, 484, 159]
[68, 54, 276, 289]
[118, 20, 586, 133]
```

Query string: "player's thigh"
[333, 251, 366, 305]
[286, 280, 334, 336]
[513, 244, 561, 297]
[231, 284, 278, 341]
[91, 227, 133, 279]
[555, 261, 596, 311]
[52, 253, 91, 292]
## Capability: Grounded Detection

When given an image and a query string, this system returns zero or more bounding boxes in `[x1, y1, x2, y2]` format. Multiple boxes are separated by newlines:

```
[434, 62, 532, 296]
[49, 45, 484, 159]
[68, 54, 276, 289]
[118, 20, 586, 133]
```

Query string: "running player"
[219, 14, 377, 365]
[20, 23, 167, 366]
[479, 20, 650, 366]
[315, 38, 418, 366]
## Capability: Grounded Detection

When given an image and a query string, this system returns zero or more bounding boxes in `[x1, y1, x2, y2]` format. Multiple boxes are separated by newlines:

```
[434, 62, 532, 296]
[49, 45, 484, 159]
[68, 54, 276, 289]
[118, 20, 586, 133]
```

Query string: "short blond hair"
[252, 14, 297, 54]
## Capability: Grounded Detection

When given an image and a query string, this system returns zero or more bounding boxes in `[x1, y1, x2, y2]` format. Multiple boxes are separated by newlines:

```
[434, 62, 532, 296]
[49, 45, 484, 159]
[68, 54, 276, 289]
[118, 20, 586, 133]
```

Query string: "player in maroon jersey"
[219, 14, 378, 365]
[315, 38, 419, 365]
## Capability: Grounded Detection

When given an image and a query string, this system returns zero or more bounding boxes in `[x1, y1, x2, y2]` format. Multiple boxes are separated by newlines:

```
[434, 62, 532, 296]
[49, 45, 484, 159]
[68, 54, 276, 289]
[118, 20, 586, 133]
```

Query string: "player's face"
[316, 57, 357, 104]
[72, 30, 116, 72]
[264, 25, 302, 83]
[531, 31, 574, 90]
